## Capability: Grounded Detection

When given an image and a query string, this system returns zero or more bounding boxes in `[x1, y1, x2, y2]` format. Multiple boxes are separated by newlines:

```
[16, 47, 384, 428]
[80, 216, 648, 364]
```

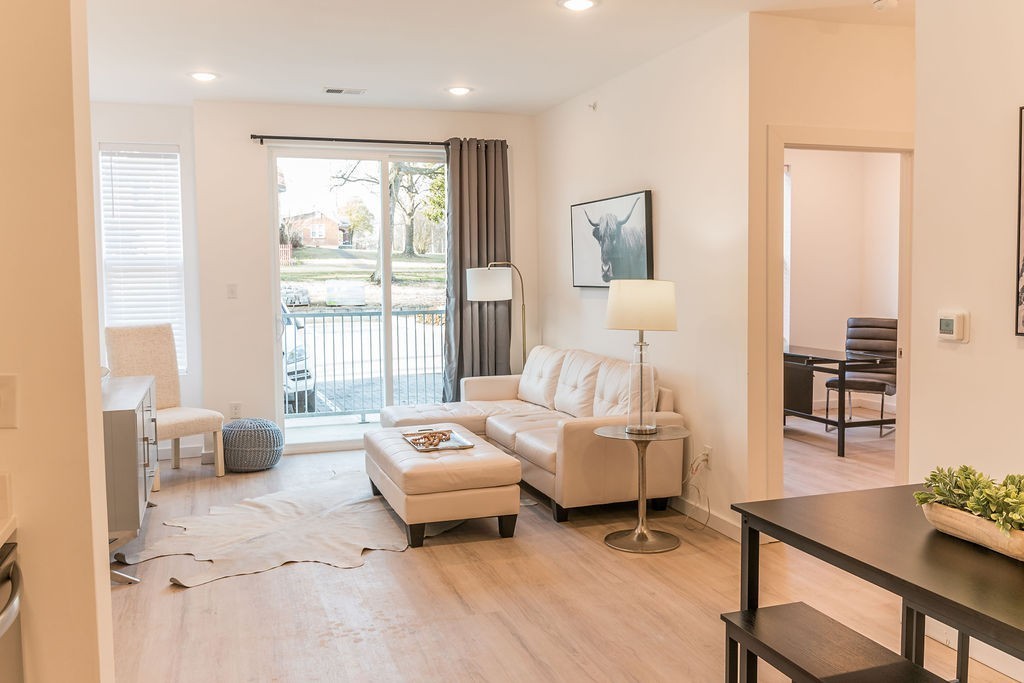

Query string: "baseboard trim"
[672, 495, 741, 542]
[155, 443, 203, 461]
[284, 439, 363, 455]
[927, 620, 1024, 680]
[810, 396, 896, 414]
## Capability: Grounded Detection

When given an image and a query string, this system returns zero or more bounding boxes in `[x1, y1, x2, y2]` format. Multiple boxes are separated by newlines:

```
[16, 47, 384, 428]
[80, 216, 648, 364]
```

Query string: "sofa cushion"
[517, 345, 566, 409]
[553, 350, 604, 417]
[381, 399, 548, 434]
[593, 357, 659, 418]
[485, 411, 569, 451]
[514, 428, 558, 474]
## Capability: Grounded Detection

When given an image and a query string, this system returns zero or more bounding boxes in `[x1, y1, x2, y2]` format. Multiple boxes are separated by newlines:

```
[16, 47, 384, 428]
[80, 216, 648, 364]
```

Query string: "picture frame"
[570, 190, 653, 288]
[1017, 107, 1024, 334]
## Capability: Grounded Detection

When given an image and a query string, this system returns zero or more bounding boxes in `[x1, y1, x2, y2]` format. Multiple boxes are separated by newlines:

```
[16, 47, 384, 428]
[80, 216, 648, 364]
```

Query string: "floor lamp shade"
[605, 279, 677, 434]
[465, 263, 527, 366]
[466, 267, 513, 302]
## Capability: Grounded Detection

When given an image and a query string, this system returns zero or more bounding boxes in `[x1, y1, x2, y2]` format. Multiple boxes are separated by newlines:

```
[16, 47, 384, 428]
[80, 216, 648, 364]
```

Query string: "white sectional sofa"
[380, 346, 685, 521]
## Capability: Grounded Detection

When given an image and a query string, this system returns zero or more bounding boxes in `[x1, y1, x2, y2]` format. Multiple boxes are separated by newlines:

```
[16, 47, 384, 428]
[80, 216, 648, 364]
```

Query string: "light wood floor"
[784, 407, 897, 497]
[111, 452, 1013, 683]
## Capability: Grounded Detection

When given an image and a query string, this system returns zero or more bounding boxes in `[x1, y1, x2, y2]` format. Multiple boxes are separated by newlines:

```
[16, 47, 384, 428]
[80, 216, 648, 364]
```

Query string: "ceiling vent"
[324, 87, 366, 95]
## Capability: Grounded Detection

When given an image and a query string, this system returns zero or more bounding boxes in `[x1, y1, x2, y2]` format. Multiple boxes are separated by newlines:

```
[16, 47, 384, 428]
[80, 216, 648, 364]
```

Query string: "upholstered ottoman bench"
[363, 423, 521, 547]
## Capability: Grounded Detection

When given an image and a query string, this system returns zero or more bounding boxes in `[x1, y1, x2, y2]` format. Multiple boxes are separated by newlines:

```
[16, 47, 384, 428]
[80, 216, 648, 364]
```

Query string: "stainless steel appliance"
[0, 543, 23, 682]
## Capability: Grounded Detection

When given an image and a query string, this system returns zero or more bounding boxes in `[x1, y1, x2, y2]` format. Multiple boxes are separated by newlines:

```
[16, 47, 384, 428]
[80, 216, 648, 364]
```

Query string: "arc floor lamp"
[465, 262, 527, 365]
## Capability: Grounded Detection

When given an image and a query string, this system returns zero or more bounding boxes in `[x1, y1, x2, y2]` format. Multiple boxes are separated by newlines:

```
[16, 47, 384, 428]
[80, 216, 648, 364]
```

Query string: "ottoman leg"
[407, 523, 426, 548]
[369, 479, 381, 496]
[498, 514, 517, 538]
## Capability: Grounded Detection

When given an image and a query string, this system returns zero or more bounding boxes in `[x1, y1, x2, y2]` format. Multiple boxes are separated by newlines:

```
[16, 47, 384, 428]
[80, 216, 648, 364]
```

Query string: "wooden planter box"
[922, 502, 1024, 561]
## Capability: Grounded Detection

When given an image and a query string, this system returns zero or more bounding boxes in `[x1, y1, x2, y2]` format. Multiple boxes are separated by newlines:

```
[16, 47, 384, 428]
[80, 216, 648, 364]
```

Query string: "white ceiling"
[86, 0, 913, 115]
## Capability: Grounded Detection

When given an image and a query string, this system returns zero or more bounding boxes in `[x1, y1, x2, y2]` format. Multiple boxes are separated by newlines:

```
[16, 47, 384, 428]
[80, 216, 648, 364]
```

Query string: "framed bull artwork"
[570, 190, 653, 287]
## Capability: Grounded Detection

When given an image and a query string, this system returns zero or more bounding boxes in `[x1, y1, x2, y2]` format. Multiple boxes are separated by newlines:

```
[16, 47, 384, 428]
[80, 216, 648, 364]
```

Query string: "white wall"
[786, 149, 900, 405]
[192, 102, 537, 422]
[862, 153, 901, 317]
[90, 103, 207, 458]
[536, 16, 751, 534]
[911, 0, 1024, 482]
[0, 0, 114, 680]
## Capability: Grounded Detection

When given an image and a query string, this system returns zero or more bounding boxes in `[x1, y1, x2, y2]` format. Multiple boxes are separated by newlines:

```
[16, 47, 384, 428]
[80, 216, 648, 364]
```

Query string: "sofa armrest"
[460, 374, 522, 401]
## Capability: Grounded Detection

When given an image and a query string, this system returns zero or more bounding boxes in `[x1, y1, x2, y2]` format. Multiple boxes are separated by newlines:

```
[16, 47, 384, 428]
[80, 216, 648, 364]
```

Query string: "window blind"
[99, 149, 188, 371]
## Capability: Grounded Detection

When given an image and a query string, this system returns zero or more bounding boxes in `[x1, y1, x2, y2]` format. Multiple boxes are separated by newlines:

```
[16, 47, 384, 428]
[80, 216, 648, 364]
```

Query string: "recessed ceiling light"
[447, 86, 473, 96]
[558, 0, 596, 11]
[190, 72, 218, 82]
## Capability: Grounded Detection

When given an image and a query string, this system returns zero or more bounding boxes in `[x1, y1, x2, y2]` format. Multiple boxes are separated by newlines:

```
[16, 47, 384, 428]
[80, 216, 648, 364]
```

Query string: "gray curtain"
[442, 138, 512, 401]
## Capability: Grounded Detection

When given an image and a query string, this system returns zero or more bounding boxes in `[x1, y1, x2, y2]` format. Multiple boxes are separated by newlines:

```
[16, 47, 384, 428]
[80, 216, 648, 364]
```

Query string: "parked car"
[281, 283, 310, 307]
[281, 303, 316, 414]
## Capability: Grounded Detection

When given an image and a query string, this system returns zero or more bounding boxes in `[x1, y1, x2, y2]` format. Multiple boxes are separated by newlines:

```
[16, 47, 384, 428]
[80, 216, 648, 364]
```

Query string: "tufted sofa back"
[516, 345, 566, 409]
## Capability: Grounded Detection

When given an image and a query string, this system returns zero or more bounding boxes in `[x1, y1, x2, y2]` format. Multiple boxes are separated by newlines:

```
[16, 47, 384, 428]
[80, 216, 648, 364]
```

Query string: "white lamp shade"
[466, 267, 513, 301]
[605, 279, 677, 331]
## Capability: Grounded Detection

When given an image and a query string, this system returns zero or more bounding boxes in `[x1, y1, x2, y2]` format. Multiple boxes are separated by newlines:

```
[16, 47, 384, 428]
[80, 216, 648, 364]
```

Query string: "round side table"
[594, 424, 691, 554]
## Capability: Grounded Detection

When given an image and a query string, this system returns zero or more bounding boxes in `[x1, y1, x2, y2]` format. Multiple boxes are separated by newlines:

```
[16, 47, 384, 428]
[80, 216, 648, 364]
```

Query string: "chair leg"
[172, 438, 181, 469]
[214, 430, 225, 477]
[847, 390, 853, 420]
[880, 394, 885, 438]
[825, 389, 835, 432]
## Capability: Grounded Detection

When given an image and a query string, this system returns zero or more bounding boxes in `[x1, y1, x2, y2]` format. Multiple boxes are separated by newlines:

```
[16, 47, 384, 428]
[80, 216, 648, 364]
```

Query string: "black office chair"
[825, 317, 897, 437]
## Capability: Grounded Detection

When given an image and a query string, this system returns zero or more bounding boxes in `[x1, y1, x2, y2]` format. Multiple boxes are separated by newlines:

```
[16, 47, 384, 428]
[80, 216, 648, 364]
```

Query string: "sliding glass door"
[273, 146, 447, 423]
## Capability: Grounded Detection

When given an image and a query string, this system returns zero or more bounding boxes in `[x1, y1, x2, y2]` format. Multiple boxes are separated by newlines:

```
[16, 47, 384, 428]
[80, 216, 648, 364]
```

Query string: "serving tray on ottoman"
[364, 423, 521, 547]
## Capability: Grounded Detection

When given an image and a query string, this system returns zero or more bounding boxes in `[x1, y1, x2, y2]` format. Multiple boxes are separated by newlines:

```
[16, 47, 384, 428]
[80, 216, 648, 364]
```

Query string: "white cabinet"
[102, 376, 157, 541]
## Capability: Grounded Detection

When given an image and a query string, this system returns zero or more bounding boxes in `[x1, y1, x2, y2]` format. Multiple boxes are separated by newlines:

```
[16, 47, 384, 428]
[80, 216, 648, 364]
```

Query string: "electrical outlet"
[228, 402, 242, 419]
[701, 444, 712, 470]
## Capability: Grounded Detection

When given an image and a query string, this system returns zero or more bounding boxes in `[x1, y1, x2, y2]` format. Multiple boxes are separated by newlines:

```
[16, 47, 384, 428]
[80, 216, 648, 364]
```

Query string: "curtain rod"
[250, 134, 448, 147]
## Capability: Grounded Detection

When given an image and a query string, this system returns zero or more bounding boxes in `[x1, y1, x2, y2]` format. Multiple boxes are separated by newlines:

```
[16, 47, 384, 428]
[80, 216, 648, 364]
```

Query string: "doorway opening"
[782, 148, 902, 497]
[756, 125, 914, 502]
[272, 147, 447, 447]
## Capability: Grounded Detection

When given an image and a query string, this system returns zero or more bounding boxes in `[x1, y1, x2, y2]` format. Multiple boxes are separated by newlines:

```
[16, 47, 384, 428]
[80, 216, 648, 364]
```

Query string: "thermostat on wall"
[937, 311, 969, 343]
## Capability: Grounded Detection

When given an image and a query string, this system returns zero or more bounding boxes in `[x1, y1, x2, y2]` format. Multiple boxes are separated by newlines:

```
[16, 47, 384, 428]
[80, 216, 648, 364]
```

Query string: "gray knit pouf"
[222, 418, 284, 472]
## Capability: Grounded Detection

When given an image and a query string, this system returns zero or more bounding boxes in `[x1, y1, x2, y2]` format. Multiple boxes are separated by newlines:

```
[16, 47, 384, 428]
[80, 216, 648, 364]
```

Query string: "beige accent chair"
[105, 324, 225, 477]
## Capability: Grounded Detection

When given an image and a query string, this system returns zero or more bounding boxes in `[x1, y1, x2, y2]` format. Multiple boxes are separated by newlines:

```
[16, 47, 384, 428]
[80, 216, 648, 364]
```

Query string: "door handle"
[0, 562, 22, 639]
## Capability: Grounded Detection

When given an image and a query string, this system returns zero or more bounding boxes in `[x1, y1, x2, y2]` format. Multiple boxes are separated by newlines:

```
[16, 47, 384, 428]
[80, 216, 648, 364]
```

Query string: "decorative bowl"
[922, 502, 1024, 561]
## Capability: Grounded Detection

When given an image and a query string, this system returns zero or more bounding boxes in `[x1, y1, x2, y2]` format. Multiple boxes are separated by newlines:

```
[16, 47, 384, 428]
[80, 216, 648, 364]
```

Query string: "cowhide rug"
[117, 472, 411, 587]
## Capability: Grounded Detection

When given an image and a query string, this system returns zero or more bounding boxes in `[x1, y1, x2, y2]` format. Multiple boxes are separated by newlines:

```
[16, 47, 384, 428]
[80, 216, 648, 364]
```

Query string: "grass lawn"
[282, 247, 446, 308]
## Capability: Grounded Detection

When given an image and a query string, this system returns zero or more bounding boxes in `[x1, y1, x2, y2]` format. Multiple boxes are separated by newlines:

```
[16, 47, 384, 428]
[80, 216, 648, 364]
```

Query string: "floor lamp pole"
[487, 261, 527, 366]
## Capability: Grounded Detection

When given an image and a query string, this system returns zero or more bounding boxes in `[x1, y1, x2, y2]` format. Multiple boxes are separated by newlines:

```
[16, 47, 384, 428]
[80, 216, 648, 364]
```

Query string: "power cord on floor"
[681, 456, 712, 532]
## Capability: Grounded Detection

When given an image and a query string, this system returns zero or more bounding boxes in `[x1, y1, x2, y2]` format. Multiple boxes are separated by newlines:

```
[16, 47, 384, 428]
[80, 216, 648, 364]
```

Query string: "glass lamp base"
[604, 528, 680, 554]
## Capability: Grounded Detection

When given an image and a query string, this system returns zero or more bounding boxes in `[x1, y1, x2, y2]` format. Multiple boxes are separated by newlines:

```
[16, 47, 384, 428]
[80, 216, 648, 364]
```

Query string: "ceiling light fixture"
[871, 0, 898, 10]
[447, 86, 473, 96]
[190, 72, 218, 82]
[558, 0, 596, 11]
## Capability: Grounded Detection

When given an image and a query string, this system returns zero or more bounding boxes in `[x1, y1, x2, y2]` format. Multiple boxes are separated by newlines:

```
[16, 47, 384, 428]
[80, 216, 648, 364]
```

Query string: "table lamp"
[605, 279, 677, 434]
[465, 262, 527, 365]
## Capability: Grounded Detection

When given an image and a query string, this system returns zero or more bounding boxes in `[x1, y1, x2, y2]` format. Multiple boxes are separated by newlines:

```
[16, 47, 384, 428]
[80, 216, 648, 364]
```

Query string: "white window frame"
[98, 143, 189, 371]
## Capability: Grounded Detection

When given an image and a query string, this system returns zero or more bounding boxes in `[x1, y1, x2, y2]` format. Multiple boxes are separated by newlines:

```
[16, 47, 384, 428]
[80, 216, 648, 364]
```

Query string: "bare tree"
[329, 160, 444, 257]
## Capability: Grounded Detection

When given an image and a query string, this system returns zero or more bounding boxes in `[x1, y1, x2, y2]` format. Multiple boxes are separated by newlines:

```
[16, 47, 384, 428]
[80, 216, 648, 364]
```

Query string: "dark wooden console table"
[784, 345, 896, 457]
[732, 485, 1024, 682]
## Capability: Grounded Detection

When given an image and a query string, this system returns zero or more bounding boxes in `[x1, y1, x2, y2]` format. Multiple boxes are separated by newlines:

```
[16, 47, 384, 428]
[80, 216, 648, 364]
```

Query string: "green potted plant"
[915, 465, 1024, 560]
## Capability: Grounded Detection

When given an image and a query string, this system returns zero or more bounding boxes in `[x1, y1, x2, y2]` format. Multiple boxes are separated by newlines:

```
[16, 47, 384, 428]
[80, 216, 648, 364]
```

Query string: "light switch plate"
[0, 376, 17, 429]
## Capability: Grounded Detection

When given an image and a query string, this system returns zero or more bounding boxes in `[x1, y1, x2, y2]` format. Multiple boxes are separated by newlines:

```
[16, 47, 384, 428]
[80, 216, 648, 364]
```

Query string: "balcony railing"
[282, 309, 445, 419]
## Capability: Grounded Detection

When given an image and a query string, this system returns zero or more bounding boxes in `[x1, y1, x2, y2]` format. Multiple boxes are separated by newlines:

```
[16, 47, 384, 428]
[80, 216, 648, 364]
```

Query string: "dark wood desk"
[784, 345, 896, 457]
[732, 485, 1024, 682]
